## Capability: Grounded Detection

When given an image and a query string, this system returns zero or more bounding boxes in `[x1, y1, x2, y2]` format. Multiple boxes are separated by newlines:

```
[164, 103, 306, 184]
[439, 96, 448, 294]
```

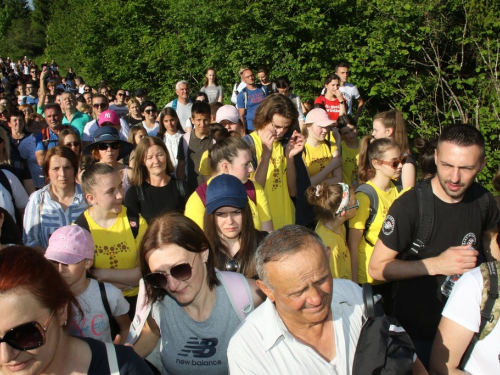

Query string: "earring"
[64, 320, 67, 326]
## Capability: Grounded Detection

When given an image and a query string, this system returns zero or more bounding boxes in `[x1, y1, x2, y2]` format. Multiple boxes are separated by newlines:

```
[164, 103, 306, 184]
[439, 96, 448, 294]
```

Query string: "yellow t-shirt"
[250, 132, 294, 229]
[348, 180, 400, 284]
[184, 177, 272, 231]
[315, 221, 352, 280]
[198, 149, 212, 176]
[84, 207, 148, 297]
[302, 140, 338, 178]
[341, 141, 360, 185]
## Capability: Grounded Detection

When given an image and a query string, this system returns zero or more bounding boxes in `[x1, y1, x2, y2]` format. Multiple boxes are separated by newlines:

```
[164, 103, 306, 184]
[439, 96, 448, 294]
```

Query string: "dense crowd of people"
[0, 56, 499, 375]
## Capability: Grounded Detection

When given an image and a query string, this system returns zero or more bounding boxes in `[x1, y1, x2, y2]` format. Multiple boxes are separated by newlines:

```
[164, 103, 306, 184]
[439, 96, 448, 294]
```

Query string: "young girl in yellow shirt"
[306, 182, 358, 280]
[348, 136, 405, 299]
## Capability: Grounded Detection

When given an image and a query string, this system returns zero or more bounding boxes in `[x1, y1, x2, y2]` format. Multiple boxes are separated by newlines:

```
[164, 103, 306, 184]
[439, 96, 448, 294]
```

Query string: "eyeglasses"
[225, 258, 239, 272]
[342, 199, 360, 213]
[376, 156, 407, 169]
[0, 310, 55, 350]
[92, 103, 107, 109]
[143, 253, 198, 288]
[84, 89, 92, 93]
[117, 93, 124, 96]
[244, 74, 254, 79]
[98, 142, 121, 151]
[65, 142, 80, 147]
[214, 209, 242, 218]
[144, 109, 156, 115]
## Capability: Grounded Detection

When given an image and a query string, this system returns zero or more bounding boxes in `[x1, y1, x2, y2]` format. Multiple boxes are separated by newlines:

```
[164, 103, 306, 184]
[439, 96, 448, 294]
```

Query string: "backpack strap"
[241, 134, 258, 170]
[98, 281, 114, 323]
[195, 183, 209, 205]
[409, 178, 435, 256]
[104, 342, 120, 375]
[135, 185, 145, 202]
[243, 180, 257, 205]
[172, 98, 178, 111]
[216, 270, 253, 322]
[175, 178, 187, 199]
[126, 279, 151, 345]
[459, 261, 499, 369]
[74, 212, 90, 231]
[126, 208, 140, 239]
[0, 169, 15, 207]
[355, 184, 378, 247]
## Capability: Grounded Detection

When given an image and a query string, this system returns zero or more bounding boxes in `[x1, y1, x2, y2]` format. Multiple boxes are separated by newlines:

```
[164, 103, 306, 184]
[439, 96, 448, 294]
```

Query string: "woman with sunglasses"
[372, 109, 416, 189]
[348, 136, 405, 300]
[140, 101, 159, 136]
[134, 211, 263, 375]
[125, 136, 186, 223]
[301, 108, 342, 186]
[82, 125, 134, 196]
[306, 182, 358, 280]
[24, 146, 87, 252]
[78, 163, 147, 317]
[204, 174, 266, 278]
[0, 246, 154, 375]
[19, 114, 47, 189]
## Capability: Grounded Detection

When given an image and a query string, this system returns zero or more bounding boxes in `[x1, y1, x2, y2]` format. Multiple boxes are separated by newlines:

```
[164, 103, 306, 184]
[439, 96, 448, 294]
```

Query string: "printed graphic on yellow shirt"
[270, 155, 284, 192]
[95, 241, 131, 269]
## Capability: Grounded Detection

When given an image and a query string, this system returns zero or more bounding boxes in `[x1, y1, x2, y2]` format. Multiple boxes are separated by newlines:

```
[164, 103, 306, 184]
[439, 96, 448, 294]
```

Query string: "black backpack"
[352, 284, 415, 375]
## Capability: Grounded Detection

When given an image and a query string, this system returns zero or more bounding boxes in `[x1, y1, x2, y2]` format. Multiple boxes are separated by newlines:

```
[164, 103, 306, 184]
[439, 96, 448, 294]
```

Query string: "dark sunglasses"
[376, 156, 407, 169]
[84, 89, 92, 93]
[98, 142, 121, 151]
[225, 258, 239, 272]
[65, 142, 80, 147]
[0, 310, 55, 350]
[144, 109, 157, 115]
[117, 93, 124, 96]
[144, 253, 197, 288]
[92, 103, 107, 109]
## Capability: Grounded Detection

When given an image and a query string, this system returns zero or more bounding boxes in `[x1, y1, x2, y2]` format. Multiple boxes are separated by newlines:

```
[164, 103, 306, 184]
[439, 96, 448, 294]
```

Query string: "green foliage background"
[1, 0, 499, 189]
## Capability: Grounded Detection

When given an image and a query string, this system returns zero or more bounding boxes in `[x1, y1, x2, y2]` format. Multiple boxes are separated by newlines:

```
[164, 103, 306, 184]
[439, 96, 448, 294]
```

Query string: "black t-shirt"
[379, 181, 499, 340]
[78, 336, 154, 375]
[124, 179, 185, 223]
[125, 115, 143, 126]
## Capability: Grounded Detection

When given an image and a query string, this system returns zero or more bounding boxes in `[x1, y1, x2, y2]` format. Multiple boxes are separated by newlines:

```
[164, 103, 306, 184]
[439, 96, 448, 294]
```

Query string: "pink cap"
[305, 108, 334, 127]
[45, 226, 94, 264]
[216, 105, 239, 124]
[98, 110, 120, 127]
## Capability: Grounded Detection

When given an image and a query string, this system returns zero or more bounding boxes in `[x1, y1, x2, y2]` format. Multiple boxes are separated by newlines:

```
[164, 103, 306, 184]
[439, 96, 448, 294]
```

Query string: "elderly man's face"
[257, 242, 333, 326]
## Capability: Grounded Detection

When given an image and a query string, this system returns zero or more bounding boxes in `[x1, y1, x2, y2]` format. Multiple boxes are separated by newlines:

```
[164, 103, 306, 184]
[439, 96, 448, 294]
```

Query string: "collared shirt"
[228, 279, 364, 375]
[23, 183, 87, 248]
[62, 110, 91, 137]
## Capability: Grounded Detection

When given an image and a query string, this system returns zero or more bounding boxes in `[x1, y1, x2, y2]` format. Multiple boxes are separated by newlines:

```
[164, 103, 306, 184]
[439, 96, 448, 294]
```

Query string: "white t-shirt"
[141, 121, 159, 136]
[82, 119, 130, 142]
[0, 169, 29, 223]
[228, 279, 364, 374]
[442, 267, 500, 374]
[339, 83, 361, 116]
[68, 279, 129, 343]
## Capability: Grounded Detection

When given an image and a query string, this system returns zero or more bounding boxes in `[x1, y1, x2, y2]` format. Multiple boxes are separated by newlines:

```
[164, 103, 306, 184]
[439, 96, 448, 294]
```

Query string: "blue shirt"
[236, 85, 267, 131]
[35, 128, 60, 152]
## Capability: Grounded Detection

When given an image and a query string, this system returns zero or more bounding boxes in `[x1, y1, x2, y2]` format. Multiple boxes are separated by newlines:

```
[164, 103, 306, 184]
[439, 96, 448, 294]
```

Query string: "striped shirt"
[23, 184, 87, 248]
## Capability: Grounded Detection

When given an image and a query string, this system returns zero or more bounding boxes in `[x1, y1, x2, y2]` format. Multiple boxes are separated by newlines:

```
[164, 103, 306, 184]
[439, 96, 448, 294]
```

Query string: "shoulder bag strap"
[74, 212, 90, 231]
[355, 184, 378, 247]
[409, 179, 434, 256]
[98, 281, 114, 322]
[125, 208, 140, 239]
[216, 270, 253, 321]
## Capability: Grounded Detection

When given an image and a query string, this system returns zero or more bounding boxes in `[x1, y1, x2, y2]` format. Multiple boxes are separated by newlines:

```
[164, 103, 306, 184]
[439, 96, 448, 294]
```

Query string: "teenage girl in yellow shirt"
[306, 182, 358, 280]
[348, 136, 405, 298]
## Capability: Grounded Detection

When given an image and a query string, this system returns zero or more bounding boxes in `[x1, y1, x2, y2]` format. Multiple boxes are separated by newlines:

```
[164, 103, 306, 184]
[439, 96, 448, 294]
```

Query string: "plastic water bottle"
[441, 274, 462, 297]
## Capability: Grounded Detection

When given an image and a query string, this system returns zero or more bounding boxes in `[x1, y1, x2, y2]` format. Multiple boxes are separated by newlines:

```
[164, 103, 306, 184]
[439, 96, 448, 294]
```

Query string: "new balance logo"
[178, 337, 218, 358]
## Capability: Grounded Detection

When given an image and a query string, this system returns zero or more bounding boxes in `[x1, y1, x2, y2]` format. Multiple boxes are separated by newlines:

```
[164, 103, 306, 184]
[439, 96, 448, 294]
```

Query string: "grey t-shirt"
[68, 279, 130, 343]
[200, 85, 223, 103]
[152, 284, 241, 375]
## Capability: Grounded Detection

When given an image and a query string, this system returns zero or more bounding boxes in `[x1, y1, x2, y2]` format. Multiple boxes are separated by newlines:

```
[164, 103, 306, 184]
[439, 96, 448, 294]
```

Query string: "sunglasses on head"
[98, 142, 121, 151]
[376, 156, 407, 169]
[0, 310, 55, 351]
[92, 103, 107, 109]
[144, 253, 198, 288]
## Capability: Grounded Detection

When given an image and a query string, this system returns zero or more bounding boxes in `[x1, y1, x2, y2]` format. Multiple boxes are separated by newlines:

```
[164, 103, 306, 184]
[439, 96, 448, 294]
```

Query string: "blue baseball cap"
[206, 174, 248, 214]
